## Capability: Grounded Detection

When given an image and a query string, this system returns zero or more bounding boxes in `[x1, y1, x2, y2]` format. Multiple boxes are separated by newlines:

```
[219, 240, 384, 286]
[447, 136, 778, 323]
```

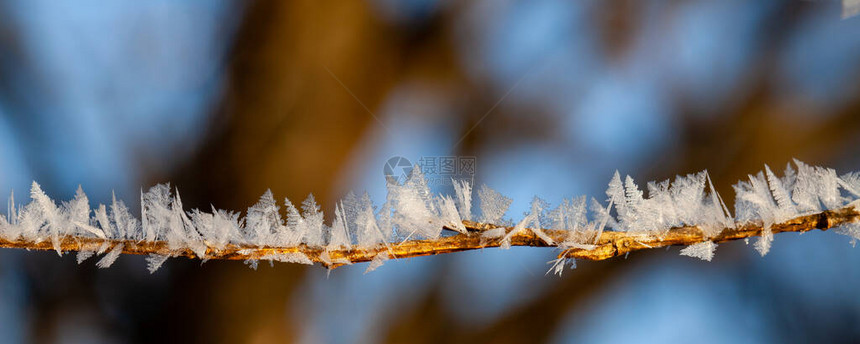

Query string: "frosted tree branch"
[1, 160, 860, 274]
[0, 204, 856, 270]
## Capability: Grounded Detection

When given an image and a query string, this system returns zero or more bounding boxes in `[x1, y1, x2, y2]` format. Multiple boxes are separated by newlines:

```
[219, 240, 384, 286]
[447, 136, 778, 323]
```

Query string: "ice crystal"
[364, 253, 390, 273]
[680, 241, 717, 261]
[146, 254, 170, 273]
[96, 244, 124, 268]
[477, 184, 512, 225]
[452, 179, 472, 222]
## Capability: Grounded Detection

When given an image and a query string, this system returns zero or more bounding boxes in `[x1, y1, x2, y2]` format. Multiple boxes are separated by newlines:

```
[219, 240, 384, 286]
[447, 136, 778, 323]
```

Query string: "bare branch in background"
[845, 0, 860, 18]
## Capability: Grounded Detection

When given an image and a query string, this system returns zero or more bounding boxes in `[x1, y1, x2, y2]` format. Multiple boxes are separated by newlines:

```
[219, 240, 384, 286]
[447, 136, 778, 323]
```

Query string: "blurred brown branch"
[1, 203, 857, 269]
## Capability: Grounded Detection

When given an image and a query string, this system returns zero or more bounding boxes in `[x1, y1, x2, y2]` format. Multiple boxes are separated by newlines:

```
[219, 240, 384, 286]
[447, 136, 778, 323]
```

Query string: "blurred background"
[1, 0, 860, 343]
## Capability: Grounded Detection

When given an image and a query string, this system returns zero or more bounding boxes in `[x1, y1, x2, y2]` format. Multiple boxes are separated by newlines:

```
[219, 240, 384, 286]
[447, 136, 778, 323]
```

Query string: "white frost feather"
[96, 244, 124, 269]
[680, 241, 717, 261]
[364, 253, 390, 273]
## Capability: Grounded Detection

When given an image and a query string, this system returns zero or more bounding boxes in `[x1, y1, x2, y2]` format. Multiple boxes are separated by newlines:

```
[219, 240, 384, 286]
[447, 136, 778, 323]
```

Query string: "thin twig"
[1, 205, 857, 269]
